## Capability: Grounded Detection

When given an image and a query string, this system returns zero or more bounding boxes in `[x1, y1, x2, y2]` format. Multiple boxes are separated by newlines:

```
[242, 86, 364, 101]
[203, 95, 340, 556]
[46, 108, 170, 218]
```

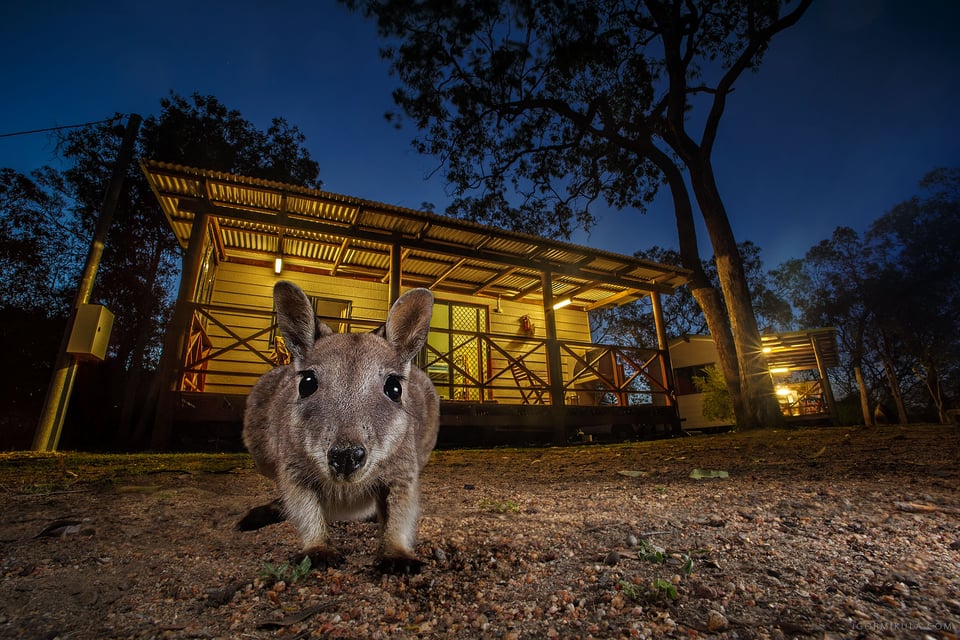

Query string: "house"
[669, 329, 840, 430]
[142, 162, 692, 448]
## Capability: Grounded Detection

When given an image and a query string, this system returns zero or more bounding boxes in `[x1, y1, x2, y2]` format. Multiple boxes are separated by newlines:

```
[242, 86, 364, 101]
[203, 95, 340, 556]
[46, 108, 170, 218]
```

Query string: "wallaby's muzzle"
[327, 445, 367, 478]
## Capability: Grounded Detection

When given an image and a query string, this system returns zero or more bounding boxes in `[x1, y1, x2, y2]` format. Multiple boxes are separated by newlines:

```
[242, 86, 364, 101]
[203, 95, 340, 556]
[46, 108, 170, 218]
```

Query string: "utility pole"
[32, 114, 142, 452]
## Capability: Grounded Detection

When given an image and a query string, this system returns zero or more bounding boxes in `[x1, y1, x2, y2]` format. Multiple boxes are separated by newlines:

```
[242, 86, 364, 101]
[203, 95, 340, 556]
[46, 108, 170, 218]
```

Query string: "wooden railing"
[775, 379, 827, 416]
[178, 302, 674, 408]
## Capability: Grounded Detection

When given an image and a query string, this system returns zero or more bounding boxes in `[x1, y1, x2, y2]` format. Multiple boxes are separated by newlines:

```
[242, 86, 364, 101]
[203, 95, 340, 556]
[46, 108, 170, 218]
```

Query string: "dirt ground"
[1, 423, 958, 640]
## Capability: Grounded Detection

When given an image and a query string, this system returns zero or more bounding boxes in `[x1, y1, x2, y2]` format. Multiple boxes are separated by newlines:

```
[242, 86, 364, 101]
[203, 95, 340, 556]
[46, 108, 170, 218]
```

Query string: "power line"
[0, 116, 125, 139]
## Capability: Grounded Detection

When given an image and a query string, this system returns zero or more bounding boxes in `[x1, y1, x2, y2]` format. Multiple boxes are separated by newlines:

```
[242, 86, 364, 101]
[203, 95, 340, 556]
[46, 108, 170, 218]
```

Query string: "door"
[425, 300, 489, 401]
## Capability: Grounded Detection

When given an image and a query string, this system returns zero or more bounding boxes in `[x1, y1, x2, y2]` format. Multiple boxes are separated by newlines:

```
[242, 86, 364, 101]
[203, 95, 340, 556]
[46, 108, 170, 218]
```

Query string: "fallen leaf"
[689, 469, 729, 480]
[258, 603, 336, 629]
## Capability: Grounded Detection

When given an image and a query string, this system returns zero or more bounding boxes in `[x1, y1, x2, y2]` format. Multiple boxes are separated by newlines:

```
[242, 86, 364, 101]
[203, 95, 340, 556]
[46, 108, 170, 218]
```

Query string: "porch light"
[762, 346, 772, 353]
[274, 256, 283, 274]
[769, 366, 789, 374]
[775, 386, 792, 395]
[552, 298, 572, 310]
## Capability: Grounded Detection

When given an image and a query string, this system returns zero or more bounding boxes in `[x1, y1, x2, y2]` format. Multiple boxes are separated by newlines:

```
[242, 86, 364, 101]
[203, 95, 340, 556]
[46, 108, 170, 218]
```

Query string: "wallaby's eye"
[383, 374, 403, 403]
[297, 370, 318, 398]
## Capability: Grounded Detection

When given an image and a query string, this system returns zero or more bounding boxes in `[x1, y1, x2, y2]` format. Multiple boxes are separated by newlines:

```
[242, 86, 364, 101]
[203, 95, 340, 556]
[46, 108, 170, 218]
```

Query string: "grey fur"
[243, 281, 440, 573]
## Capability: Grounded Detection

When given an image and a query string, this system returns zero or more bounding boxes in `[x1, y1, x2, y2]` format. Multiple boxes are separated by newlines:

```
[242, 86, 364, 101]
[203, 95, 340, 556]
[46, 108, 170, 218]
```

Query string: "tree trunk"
[119, 234, 165, 446]
[877, 348, 908, 424]
[646, 146, 746, 426]
[685, 159, 782, 428]
[919, 361, 948, 424]
[854, 363, 872, 426]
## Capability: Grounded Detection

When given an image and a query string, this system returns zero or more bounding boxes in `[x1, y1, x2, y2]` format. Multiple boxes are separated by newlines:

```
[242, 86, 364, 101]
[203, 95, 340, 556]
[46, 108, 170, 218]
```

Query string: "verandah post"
[150, 205, 211, 449]
[541, 271, 567, 443]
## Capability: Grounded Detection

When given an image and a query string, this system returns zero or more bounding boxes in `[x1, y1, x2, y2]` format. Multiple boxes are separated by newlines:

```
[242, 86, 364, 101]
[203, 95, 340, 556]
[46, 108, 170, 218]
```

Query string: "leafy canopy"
[349, 0, 799, 237]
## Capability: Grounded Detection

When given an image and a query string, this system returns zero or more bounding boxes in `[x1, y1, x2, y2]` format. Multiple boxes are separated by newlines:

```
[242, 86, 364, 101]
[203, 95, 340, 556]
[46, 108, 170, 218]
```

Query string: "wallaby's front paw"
[296, 546, 345, 570]
[375, 555, 425, 575]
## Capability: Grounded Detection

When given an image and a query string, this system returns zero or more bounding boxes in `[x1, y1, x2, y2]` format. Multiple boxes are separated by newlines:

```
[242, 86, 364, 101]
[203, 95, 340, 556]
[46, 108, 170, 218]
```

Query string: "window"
[269, 295, 352, 350]
[310, 296, 352, 334]
[674, 363, 714, 396]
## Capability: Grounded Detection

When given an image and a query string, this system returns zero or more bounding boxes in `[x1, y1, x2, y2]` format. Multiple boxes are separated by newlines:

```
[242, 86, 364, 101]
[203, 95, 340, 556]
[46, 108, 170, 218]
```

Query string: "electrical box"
[66, 304, 115, 361]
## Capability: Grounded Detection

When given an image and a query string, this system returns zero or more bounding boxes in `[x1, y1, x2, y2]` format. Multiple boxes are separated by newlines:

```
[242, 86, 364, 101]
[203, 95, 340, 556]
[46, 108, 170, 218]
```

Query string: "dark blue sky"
[2, 1, 958, 268]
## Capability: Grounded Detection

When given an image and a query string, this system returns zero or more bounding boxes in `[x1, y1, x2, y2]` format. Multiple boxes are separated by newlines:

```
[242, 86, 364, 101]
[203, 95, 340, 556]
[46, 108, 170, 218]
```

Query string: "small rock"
[603, 551, 620, 566]
[706, 610, 729, 631]
[626, 534, 638, 548]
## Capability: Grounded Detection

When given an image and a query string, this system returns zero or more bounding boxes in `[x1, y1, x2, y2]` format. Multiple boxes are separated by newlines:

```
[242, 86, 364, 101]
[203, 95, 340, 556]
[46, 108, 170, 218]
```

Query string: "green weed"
[650, 578, 679, 601]
[619, 580, 643, 601]
[637, 538, 666, 563]
[478, 498, 520, 513]
[257, 555, 313, 586]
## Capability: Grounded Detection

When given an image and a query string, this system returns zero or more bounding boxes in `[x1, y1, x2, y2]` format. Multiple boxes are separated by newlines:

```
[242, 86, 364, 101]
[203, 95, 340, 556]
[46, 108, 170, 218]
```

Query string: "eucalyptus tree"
[53, 93, 322, 445]
[0, 167, 76, 314]
[867, 168, 960, 423]
[772, 228, 885, 425]
[346, 0, 811, 428]
[597, 242, 792, 349]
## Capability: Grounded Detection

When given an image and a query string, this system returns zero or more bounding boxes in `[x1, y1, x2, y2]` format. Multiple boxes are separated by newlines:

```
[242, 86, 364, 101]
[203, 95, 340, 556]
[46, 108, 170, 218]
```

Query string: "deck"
[164, 302, 681, 449]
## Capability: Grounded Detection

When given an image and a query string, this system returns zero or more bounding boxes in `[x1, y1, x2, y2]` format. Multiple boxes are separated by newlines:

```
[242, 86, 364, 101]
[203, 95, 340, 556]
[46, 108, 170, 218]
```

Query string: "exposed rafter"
[142, 161, 691, 308]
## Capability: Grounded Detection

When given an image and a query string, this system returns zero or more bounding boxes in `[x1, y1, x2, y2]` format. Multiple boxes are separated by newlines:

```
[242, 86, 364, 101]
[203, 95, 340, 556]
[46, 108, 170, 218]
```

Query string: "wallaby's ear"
[384, 288, 434, 363]
[274, 281, 333, 361]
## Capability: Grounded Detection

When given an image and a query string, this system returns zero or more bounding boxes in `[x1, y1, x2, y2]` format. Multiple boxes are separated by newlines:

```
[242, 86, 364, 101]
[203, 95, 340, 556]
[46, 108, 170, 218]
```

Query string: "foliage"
[620, 539, 694, 602]
[649, 578, 679, 601]
[637, 538, 666, 564]
[592, 242, 793, 348]
[347, 0, 810, 429]
[142, 92, 322, 187]
[618, 580, 644, 602]
[350, 0, 803, 235]
[0, 168, 77, 315]
[258, 556, 313, 586]
[479, 498, 521, 513]
[772, 168, 960, 424]
[692, 365, 735, 424]
[866, 168, 960, 422]
[0, 93, 323, 448]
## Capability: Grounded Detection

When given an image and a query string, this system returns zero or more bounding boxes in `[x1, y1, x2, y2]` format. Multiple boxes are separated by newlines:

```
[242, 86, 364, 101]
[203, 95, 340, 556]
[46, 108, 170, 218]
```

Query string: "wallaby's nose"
[328, 445, 366, 477]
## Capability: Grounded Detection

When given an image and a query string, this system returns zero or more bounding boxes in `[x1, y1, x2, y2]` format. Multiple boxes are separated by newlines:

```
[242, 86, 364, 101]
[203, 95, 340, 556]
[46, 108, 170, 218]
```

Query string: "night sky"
[2, 0, 958, 268]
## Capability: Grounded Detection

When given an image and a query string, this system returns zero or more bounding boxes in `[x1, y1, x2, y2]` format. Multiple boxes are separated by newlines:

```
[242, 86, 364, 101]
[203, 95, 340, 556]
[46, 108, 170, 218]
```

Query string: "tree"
[596, 242, 791, 349]
[143, 93, 322, 187]
[867, 168, 960, 423]
[346, 0, 811, 428]
[14, 93, 325, 448]
[0, 168, 77, 314]
[0, 169, 78, 448]
[771, 166, 960, 427]
[771, 228, 884, 425]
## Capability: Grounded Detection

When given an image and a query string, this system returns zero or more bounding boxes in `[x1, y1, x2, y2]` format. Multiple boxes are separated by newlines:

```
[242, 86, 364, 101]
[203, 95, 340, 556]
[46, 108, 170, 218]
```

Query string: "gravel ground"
[1, 423, 959, 639]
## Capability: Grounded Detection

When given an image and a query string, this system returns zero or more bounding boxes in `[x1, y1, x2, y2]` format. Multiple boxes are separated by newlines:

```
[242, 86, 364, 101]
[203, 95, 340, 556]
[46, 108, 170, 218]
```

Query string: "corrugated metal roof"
[762, 328, 841, 371]
[142, 161, 691, 309]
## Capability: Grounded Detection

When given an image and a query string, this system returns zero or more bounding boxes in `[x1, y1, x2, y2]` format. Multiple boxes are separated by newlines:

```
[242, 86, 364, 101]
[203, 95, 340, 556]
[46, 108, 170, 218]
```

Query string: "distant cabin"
[669, 330, 840, 430]
[142, 162, 692, 448]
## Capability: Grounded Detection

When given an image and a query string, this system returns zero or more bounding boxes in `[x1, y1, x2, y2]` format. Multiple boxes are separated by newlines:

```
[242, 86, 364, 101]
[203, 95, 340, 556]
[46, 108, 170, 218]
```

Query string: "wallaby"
[240, 281, 440, 574]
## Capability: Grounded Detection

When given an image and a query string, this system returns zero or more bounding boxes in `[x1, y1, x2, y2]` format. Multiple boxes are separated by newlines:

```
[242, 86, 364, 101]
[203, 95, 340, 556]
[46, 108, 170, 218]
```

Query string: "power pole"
[32, 113, 142, 452]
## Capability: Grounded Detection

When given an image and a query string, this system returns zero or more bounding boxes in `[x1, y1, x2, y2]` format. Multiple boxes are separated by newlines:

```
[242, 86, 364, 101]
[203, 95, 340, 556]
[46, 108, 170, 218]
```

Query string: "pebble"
[707, 610, 729, 631]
